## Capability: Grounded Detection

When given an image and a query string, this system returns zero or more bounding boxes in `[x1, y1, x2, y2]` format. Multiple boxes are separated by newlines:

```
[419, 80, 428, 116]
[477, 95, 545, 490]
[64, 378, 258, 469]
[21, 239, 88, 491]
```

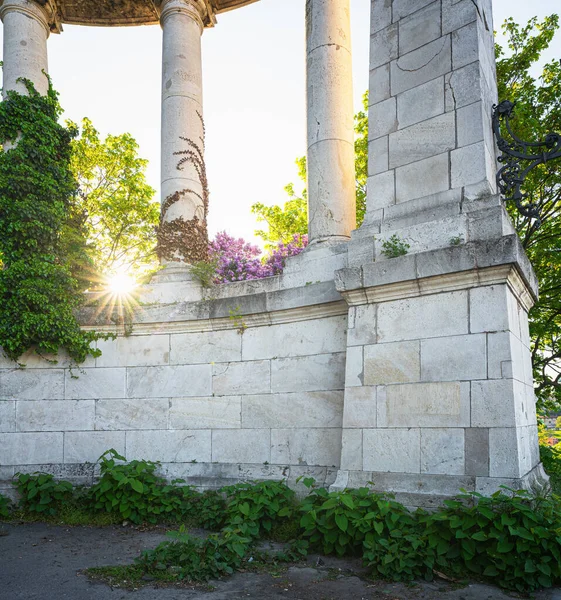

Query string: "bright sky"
[0, 0, 560, 246]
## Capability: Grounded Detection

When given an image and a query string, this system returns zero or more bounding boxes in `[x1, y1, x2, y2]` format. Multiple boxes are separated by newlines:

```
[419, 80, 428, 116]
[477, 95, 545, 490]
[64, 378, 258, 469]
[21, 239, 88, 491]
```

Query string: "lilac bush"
[208, 232, 307, 284]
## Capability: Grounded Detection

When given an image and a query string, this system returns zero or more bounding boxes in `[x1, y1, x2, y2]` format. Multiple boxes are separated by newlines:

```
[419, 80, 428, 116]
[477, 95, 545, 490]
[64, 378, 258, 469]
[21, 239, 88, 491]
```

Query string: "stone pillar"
[159, 0, 210, 265]
[0, 0, 54, 97]
[306, 0, 356, 245]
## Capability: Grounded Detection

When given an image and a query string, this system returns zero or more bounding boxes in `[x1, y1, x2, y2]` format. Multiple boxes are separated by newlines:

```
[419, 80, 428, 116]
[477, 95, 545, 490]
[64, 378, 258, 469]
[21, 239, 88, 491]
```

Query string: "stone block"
[389, 112, 455, 169]
[343, 386, 377, 428]
[395, 152, 450, 203]
[95, 398, 169, 430]
[489, 427, 525, 478]
[369, 97, 397, 140]
[469, 285, 510, 333]
[127, 364, 212, 398]
[345, 346, 363, 388]
[170, 396, 241, 429]
[363, 428, 421, 473]
[452, 21, 479, 69]
[340, 429, 363, 470]
[96, 335, 170, 367]
[379, 381, 470, 427]
[211, 429, 270, 464]
[370, 23, 398, 70]
[271, 353, 345, 393]
[369, 63, 391, 105]
[421, 334, 487, 382]
[213, 361, 270, 396]
[366, 171, 395, 211]
[399, 1, 441, 55]
[393, 0, 436, 21]
[0, 400, 15, 432]
[17, 400, 95, 432]
[364, 340, 420, 385]
[456, 100, 485, 148]
[442, 0, 478, 35]
[66, 368, 126, 400]
[397, 76, 445, 130]
[271, 429, 342, 467]
[378, 291, 469, 343]
[368, 136, 388, 176]
[487, 332, 525, 382]
[391, 36, 451, 96]
[0, 432, 63, 465]
[471, 379, 516, 427]
[445, 62, 483, 110]
[242, 391, 343, 429]
[371, 0, 392, 34]
[64, 431, 125, 463]
[451, 141, 495, 190]
[242, 316, 346, 361]
[170, 330, 241, 365]
[348, 304, 377, 347]
[127, 430, 211, 463]
[421, 428, 465, 475]
[0, 369, 64, 400]
[465, 428, 490, 476]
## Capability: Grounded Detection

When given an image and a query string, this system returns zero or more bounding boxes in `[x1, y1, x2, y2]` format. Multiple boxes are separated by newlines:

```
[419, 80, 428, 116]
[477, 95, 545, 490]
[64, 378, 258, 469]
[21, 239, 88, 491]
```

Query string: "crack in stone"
[395, 37, 447, 73]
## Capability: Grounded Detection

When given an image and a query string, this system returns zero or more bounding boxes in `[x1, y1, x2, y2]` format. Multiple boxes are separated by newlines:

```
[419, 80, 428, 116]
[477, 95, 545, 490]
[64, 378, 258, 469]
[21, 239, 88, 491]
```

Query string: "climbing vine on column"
[0, 78, 100, 363]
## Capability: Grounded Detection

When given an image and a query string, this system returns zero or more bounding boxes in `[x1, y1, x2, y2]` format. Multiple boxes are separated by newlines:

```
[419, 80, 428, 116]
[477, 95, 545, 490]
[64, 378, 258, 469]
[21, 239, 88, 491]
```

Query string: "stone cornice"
[0, 0, 61, 34]
[157, 0, 216, 29]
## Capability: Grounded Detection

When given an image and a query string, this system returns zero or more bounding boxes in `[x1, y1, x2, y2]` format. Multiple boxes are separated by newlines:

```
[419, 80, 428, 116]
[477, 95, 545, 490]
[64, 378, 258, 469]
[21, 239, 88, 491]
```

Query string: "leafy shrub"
[15, 473, 73, 516]
[136, 525, 251, 582]
[380, 234, 410, 258]
[193, 489, 227, 530]
[0, 493, 12, 518]
[222, 480, 295, 538]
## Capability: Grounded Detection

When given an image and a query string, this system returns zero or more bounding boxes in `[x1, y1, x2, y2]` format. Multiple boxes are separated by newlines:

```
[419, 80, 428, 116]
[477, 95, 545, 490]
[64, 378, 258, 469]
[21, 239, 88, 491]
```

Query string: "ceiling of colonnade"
[47, 0, 260, 27]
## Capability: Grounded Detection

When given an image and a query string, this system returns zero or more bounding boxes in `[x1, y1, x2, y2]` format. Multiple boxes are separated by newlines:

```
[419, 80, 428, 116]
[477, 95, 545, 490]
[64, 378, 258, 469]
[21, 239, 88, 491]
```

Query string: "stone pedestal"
[0, 0, 56, 97]
[306, 0, 356, 245]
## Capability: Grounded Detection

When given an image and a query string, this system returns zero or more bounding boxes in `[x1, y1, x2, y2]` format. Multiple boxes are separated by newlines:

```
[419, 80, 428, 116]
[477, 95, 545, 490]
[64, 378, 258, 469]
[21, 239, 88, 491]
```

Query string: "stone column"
[306, 0, 356, 245]
[0, 0, 54, 97]
[159, 0, 210, 265]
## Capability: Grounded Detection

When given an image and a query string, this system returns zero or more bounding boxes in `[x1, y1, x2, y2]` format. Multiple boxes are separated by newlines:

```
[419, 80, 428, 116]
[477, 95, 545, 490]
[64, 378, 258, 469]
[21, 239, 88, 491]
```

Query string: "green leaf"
[335, 513, 348, 532]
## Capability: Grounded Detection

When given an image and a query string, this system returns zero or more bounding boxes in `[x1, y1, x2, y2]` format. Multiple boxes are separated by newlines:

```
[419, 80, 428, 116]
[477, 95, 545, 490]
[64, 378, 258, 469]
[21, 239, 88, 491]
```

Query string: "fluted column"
[0, 0, 54, 97]
[306, 0, 356, 245]
[159, 0, 211, 265]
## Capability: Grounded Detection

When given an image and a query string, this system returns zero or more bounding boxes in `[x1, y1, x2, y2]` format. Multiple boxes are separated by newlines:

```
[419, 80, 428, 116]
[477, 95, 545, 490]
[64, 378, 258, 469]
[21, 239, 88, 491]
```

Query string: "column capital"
[157, 0, 216, 31]
[0, 0, 61, 35]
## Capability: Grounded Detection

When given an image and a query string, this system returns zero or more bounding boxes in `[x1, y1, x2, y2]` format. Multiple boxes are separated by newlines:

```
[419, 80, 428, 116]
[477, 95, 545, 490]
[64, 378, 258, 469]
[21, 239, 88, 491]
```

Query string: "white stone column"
[159, 0, 207, 231]
[0, 0, 52, 97]
[306, 0, 356, 245]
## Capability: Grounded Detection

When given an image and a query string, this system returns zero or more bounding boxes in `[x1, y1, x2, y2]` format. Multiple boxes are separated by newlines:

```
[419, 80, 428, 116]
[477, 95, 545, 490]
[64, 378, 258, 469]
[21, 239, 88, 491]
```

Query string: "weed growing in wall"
[380, 234, 410, 258]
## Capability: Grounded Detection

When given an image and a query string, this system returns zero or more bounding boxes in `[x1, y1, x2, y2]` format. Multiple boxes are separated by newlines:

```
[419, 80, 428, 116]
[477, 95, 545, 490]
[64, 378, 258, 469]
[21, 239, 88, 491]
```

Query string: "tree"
[251, 92, 368, 246]
[68, 118, 159, 282]
[496, 15, 561, 412]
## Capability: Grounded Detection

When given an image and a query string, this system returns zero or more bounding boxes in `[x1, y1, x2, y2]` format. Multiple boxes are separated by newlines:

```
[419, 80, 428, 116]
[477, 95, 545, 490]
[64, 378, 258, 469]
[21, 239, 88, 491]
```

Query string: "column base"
[138, 263, 204, 304]
[308, 235, 351, 247]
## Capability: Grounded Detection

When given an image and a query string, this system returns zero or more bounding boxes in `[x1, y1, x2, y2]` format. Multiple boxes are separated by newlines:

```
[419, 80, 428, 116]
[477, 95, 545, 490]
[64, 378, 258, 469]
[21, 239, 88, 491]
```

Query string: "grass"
[85, 566, 185, 589]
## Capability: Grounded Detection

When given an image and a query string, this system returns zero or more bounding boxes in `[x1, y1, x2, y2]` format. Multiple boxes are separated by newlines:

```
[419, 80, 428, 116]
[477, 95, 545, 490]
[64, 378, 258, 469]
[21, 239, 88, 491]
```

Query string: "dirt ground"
[2, 523, 561, 600]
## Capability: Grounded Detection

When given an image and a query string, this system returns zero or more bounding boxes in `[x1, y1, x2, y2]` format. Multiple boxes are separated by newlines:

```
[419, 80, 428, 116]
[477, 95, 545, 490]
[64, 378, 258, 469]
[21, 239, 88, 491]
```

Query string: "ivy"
[0, 78, 101, 363]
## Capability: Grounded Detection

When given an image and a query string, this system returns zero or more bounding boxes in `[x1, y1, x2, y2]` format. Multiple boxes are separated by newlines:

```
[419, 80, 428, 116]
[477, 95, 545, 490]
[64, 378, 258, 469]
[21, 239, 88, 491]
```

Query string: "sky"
[0, 0, 560, 247]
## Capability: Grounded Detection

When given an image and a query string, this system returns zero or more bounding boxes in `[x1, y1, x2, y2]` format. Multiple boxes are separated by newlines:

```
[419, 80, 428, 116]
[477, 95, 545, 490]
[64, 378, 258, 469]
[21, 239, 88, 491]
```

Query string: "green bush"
[15, 472, 73, 516]
[0, 493, 12, 518]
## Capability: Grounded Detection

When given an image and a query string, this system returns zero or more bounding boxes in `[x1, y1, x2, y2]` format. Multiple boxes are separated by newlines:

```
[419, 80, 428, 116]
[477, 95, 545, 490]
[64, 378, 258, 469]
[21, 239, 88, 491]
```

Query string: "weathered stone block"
[368, 136, 388, 176]
[364, 341, 420, 385]
[242, 391, 343, 429]
[370, 23, 398, 70]
[343, 386, 377, 428]
[170, 330, 241, 365]
[399, 1, 441, 55]
[445, 62, 483, 110]
[395, 152, 450, 203]
[379, 381, 470, 427]
[0, 400, 15, 432]
[471, 379, 516, 427]
[211, 429, 270, 464]
[366, 170, 395, 210]
[469, 285, 510, 333]
[213, 361, 270, 396]
[456, 100, 485, 147]
[66, 368, 126, 400]
[397, 76, 445, 130]
[451, 141, 496, 191]
[127, 364, 212, 398]
[170, 396, 241, 429]
[97, 334, 170, 367]
[0, 369, 64, 400]
[271, 353, 345, 393]
[371, 0, 392, 34]
[487, 332, 525, 381]
[347, 304, 377, 347]
[465, 428, 490, 476]
[127, 430, 211, 463]
[345, 346, 363, 388]
[341, 429, 363, 470]
[421, 334, 487, 382]
[95, 398, 169, 430]
[363, 428, 420, 473]
[452, 21, 479, 69]
[442, 0, 478, 35]
[271, 429, 342, 467]
[391, 36, 451, 96]
[389, 112, 455, 169]
[377, 291, 469, 343]
[17, 400, 95, 432]
[369, 63, 391, 105]
[64, 431, 125, 463]
[369, 97, 397, 140]
[0, 432, 63, 465]
[489, 427, 527, 478]
[421, 428, 465, 475]
[393, 0, 436, 21]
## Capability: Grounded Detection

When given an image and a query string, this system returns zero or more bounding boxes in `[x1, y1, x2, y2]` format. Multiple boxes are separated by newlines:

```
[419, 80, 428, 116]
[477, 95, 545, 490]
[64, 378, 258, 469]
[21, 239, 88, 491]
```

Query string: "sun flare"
[107, 272, 137, 296]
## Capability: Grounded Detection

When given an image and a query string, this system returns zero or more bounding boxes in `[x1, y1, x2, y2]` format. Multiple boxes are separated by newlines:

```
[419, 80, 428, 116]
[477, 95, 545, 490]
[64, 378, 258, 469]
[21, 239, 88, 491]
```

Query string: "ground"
[2, 523, 561, 600]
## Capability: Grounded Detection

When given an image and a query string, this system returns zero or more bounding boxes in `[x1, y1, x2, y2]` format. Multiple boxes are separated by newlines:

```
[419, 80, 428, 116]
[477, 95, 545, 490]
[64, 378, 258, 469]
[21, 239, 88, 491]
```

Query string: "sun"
[107, 272, 137, 296]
